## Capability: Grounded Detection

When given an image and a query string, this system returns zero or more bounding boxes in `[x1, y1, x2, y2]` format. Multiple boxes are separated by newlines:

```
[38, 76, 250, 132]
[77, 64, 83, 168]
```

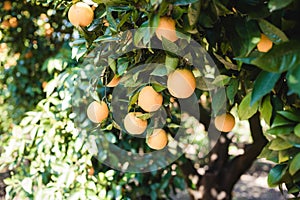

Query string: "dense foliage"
[1, 0, 300, 199]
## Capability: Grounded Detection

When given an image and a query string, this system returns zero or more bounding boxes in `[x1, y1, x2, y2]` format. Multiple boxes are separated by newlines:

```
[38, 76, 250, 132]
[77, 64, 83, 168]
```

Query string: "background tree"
[1, 0, 300, 200]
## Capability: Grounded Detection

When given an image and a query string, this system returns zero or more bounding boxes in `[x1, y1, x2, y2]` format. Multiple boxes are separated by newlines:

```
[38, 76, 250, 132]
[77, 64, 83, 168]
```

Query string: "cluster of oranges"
[86, 68, 198, 150]
[69, 1, 237, 149]
[1, 1, 18, 29]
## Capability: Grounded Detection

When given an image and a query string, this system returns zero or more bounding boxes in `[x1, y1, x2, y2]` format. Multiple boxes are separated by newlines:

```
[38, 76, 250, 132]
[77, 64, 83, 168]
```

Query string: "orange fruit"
[257, 34, 273, 53]
[3, 1, 12, 11]
[138, 86, 163, 112]
[155, 16, 178, 42]
[124, 112, 148, 135]
[146, 129, 168, 150]
[68, 2, 94, 27]
[8, 17, 18, 28]
[24, 51, 33, 59]
[42, 81, 48, 89]
[87, 101, 109, 123]
[1, 20, 10, 29]
[88, 167, 95, 176]
[214, 113, 235, 132]
[167, 69, 196, 99]
[106, 75, 121, 87]
[103, 19, 109, 27]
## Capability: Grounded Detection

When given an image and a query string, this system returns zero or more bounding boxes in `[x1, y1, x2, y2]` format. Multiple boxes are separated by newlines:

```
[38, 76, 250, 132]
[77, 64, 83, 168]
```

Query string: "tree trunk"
[184, 112, 268, 200]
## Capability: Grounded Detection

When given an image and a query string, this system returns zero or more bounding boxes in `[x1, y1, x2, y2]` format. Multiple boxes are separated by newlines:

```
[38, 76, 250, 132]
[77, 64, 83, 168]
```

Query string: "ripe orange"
[103, 19, 109, 27]
[138, 86, 163, 112]
[167, 69, 196, 99]
[257, 34, 273, 52]
[88, 167, 95, 176]
[124, 112, 148, 135]
[214, 113, 235, 132]
[1, 20, 10, 29]
[155, 16, 178, 42]
[42, 81, 48, 89]
[106, 75, 121, 87]
[8, 17, 18, 28]
[87, 101, 109, 123]
[146, 129, 168, 150]
[3, 1, 12, 11]
[24, 51, 33, 59]
[68, 2, 94, 27]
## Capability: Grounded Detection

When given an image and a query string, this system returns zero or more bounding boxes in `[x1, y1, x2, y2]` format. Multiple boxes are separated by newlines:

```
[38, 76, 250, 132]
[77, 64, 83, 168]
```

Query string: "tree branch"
[220, 112, 268, 192]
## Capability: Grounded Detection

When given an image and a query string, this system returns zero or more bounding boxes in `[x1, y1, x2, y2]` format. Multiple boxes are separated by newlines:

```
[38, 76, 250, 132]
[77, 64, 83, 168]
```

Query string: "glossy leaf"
[259, 95, 272, 125]
[267, 126, 294, 135]
[258, 19, 289, 44]
[286, 65, 300, 96]
[251, 71, 280, 105]
[295, 124, 300, 138]
[238, 92, 259, 120]
[212, 89, 227, 116]
[271, 114, 295, 128]
[269, 138, 293, 151]
[268, 0, 294, 12]
[165, 55, 178, 72]
[187, 1, 201, 26]
[226, 79, 239, 105]
[225, 17, 260, 57]
[251, 41, 300, 73]
[289, 153, 300, 175]
[277, 111, 300, 122]
[268, 164, 287, 187]
[212, 75, 231, 87]
[150, 65, 168, 77]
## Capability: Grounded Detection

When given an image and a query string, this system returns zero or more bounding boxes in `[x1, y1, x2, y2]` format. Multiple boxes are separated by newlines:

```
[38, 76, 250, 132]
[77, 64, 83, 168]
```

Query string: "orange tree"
[1, 0, 300, 199]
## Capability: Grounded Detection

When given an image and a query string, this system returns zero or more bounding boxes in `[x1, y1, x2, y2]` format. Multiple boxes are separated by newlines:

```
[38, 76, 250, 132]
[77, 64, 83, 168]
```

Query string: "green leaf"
[289, 153, 300, 175]
[251, 71, 280, 105]
[267, 126, 294, 135]
[150, 65, 168, 77]
[165, 55, 178, 73]
[269, 138, 293, 151]
[212, 75, 231, 87]
[117, 58, 129, 75]
[214, 53, 238, 70]
[187, 1, 201, 26]
[258, 144, 279, 163]
[277, 111, 300, 122]
[173, 176, 186, 190]
[258, 19, 289, 44]
[259, 95, 272, 125]
[226, 79, 239, 105]
[136, 113, 152, 120]
[281, 134, 300, 148]
[128, 91, 139, 112]
[278, 150, 290, 163]
[271, 114, 295, 128]
[286, 65, 300, 96]
[134, 28, 149, 46]
[268, 0, 294, 12]
[196, 77, 216, 91]
[212, 89, 226, 116]
[251, 41, 300, 73]
[268, 164, 287, 187]
[152, 82, 167, 92]
[225, 17, 260, 57]
[238, 92, 259, 120]
[294, 124, 300, 138]
[106, 10, 118, 32]
[162, 37, 179, 54]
